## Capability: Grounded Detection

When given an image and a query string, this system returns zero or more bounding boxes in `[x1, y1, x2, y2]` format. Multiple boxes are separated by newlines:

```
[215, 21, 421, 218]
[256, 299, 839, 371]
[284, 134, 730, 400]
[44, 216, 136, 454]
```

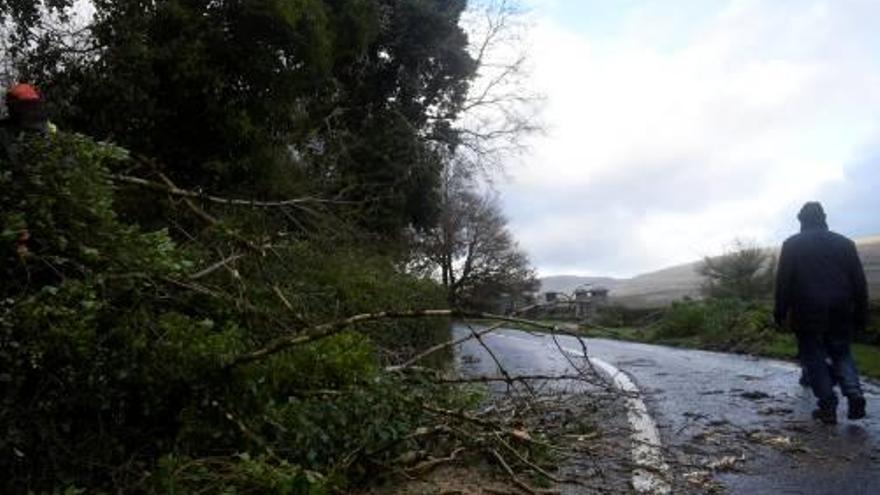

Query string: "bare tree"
[698, 239, 776, 301]
[452, 0, 543, 174]
[406, 2, 543, 307]
[412, 164, 537, 309]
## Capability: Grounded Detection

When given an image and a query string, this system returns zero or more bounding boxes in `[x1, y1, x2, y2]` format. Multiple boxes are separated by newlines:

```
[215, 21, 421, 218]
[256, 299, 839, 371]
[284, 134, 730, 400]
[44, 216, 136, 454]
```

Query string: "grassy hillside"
[591, 236, 880, 308]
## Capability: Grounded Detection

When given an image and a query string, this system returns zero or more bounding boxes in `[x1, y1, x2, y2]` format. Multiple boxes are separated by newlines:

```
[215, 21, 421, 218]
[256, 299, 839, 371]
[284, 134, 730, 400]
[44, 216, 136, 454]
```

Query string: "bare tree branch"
[454, 0, 544, 174]
[109, 174, 345, 209]
[467, 323, 536, 395]
[387, 319, 508, 372]
[225, 310, 572, 370]
[189, 253, 246, 280]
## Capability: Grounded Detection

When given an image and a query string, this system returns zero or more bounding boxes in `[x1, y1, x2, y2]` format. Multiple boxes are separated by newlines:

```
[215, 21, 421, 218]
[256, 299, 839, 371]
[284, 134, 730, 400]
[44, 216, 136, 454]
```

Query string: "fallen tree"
[1, 132, 618, 494]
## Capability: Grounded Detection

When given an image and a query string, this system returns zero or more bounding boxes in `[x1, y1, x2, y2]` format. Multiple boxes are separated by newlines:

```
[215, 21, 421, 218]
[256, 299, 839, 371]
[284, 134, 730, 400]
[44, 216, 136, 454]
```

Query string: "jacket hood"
[798, 201, 828, 232]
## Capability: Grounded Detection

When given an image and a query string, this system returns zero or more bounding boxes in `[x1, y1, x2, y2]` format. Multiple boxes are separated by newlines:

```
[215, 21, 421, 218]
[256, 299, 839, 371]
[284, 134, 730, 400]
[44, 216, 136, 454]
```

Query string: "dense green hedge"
[651, 299, 880, 349]
[862, 302, 880, 345]
[1, 133, 450, 493]
[651, 299, 778, 353]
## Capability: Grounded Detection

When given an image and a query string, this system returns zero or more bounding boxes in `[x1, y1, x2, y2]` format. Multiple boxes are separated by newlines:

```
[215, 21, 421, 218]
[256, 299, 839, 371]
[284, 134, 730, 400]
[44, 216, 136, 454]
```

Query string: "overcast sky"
[500, 0, 880, 278]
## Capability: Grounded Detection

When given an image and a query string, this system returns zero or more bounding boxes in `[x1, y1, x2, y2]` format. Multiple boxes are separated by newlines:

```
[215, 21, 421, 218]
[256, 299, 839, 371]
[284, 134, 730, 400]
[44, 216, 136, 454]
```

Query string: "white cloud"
[502, 0, 880, 277]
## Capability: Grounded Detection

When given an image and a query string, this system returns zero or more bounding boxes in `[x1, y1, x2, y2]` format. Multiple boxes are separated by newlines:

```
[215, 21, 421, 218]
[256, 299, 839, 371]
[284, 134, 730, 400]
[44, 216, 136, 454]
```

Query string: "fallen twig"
[494, 432, 561, 483]
[436, 374, 586, 385]
[549, 333, 607, 390]
[467, 323, 536, 396]
[189, 253, 246, 280]
[490, 449, 560, 495]
[404, 447, 466, 474]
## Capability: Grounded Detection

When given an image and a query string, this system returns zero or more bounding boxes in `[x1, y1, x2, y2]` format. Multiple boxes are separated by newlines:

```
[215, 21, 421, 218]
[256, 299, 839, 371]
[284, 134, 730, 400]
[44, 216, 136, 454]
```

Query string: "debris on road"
[746, 431, 802, 453]
[683, 470, 725, 493]
[737, 374, 765, 381]
[698, 390, 725, 396]
[758, 407, 793, 416]
[739, 390, 771, 401]
[705, 454, 745, 472]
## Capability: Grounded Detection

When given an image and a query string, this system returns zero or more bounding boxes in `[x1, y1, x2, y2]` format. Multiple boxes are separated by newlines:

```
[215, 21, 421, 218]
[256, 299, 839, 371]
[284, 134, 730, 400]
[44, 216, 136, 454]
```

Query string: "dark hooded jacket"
[1, 99, 50, 162]
[773, 206, 869, 332]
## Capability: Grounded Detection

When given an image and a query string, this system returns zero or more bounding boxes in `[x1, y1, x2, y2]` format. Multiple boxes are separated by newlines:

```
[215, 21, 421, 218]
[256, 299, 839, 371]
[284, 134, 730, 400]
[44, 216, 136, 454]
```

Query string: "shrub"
[859, 302, 880, 345]
[592, 304, 661, 328]
[652, 299, 776, 353]
[0, 133, 452, 493]
[698, 240, 775, 302]
[653, 302, 708, 339]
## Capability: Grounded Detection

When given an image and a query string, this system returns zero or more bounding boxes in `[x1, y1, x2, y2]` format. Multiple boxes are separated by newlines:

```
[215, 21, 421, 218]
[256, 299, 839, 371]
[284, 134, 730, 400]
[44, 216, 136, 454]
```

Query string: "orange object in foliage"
[6, 84, 41, 102]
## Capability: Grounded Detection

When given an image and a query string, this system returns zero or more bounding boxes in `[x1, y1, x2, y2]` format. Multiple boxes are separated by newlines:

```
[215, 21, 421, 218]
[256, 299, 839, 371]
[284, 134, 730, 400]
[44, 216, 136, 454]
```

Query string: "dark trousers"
[796, 308, 863, 409]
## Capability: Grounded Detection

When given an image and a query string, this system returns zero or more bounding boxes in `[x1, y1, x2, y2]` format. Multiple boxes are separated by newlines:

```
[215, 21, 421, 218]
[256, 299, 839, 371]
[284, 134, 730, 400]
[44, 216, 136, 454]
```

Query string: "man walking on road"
[774, 202, 869, 424]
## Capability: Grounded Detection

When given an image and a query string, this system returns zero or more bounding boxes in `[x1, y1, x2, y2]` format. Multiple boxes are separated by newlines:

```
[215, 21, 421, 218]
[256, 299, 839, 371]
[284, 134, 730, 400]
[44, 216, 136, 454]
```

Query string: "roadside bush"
[592, 304, 662, 328]
[652, 299, 776, 353]
[0, 133, 452, 493]
[653, 301, 708, 339]
[860, 302, 880, 345]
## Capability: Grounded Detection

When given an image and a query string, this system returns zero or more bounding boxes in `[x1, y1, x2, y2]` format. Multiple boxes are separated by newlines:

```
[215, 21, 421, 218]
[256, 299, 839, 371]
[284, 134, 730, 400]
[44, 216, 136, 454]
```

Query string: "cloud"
[502, 0, 880, 277]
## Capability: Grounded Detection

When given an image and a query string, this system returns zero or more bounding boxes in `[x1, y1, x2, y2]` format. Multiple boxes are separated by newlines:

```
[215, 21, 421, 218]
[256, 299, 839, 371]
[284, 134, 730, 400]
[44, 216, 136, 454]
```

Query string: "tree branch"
[386, 319, 507, 372]
[224, 310, 570, 370]
[189, 253, 246, 280]
[109, 174, 343, 209]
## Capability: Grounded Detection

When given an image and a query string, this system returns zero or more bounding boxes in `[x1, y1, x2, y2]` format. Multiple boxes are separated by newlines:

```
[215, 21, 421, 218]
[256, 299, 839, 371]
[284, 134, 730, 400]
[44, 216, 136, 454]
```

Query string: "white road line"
[584, 353, 672, 495]
[488, 333, 671, 494]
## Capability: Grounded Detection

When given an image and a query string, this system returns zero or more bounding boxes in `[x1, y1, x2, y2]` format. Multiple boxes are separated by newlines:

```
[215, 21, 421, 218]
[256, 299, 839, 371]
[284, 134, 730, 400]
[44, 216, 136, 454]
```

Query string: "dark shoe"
[812, 408, 837, 425]
[848, 396, 867, 420]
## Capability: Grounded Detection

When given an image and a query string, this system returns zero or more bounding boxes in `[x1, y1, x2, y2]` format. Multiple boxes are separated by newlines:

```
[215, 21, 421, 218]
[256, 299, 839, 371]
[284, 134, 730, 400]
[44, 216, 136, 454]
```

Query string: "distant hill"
[607, 260, 705, 308]
[540, 236, 880, 309]
[855, 235, 880, 298]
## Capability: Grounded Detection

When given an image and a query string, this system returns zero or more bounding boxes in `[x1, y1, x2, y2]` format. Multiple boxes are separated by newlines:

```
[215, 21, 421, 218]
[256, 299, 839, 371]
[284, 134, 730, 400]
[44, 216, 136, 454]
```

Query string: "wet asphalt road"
[453, 325, 880, 494]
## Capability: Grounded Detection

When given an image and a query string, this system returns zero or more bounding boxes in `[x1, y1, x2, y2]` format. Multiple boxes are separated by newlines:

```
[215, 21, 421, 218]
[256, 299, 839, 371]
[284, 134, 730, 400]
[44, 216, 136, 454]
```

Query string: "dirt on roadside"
[359, 387, 636, 495]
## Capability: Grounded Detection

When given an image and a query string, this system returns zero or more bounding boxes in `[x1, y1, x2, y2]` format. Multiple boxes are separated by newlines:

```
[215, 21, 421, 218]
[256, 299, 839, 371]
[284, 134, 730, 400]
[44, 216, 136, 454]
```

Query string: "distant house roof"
[574, 283, 609, 293]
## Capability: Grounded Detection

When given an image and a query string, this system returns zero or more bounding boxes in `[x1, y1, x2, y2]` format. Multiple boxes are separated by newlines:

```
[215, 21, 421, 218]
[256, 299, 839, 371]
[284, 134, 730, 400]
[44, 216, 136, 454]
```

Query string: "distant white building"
[573, 285, 609, 318]
[531, 284, 609, 320]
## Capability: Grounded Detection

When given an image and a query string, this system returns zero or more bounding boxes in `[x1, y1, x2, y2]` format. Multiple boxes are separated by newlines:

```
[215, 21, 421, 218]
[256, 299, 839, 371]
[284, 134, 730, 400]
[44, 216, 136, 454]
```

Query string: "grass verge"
[579, 325, 880, 381]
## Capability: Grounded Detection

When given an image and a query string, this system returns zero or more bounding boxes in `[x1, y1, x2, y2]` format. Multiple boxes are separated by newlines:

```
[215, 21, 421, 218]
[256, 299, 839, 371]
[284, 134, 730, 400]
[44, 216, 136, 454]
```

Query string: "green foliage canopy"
[16, 0, 476, 235]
